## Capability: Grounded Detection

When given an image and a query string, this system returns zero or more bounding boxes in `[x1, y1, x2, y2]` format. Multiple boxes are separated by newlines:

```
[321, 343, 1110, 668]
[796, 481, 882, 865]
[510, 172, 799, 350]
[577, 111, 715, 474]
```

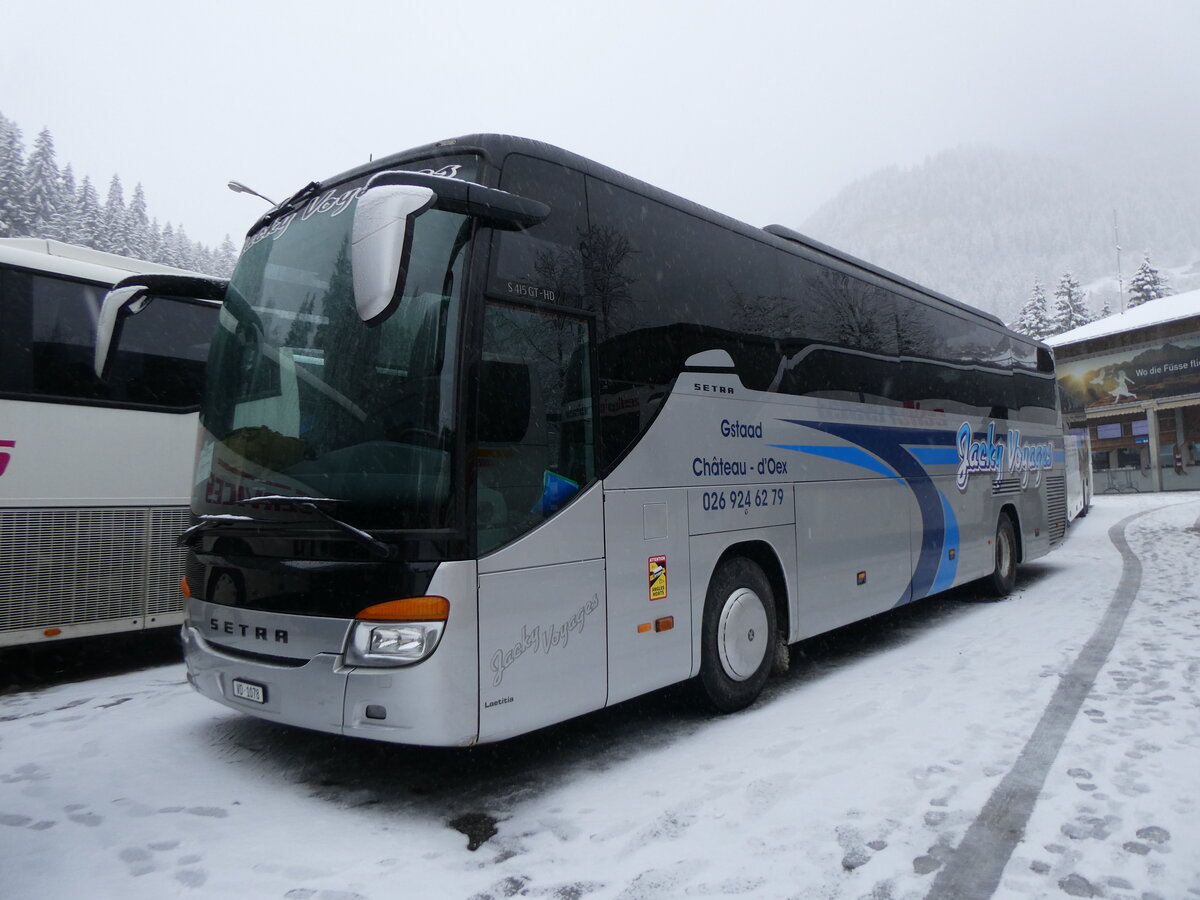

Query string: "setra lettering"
[209, 618, 289, 643]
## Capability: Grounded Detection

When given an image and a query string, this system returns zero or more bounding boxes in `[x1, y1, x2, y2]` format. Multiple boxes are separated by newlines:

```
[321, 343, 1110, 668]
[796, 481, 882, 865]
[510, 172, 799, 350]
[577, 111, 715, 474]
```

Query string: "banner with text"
[1057, 335, 1200, 410]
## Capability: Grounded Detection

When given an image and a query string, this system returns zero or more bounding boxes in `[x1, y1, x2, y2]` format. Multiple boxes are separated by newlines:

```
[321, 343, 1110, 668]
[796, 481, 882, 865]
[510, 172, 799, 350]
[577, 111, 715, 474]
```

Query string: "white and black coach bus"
[95, 136, 1067, 745]
[0, 238, 217, 646]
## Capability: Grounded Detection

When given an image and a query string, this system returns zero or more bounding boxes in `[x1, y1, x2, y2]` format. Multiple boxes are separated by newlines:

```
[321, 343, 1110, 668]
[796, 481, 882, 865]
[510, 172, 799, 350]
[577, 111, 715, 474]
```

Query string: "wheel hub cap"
[718, 588, 768, 682]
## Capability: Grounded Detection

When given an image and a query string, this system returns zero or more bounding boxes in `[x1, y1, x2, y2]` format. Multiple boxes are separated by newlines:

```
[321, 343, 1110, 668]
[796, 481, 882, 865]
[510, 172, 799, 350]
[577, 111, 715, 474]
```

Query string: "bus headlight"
[345, 596, 449, 667]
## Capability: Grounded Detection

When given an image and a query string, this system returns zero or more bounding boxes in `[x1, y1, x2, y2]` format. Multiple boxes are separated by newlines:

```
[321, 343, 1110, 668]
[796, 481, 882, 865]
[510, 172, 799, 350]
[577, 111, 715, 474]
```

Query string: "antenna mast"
[1113, 209, 1124, 312]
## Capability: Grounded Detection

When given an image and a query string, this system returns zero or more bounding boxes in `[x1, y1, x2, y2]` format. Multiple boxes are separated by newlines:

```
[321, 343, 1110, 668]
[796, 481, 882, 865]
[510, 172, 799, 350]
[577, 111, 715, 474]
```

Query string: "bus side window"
[0, 266, 211, 410]
[491, 154, 588, 306]
[476, 302, 595, 554]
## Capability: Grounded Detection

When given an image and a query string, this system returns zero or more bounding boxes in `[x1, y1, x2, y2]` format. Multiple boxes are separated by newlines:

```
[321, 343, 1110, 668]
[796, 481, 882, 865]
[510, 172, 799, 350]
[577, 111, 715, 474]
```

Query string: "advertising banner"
[1057, 336, 1200, 410]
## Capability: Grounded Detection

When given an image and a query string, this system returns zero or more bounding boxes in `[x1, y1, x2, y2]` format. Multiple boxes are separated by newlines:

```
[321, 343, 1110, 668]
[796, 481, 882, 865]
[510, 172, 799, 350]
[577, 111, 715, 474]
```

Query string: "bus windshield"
[195, 179, 473, 531]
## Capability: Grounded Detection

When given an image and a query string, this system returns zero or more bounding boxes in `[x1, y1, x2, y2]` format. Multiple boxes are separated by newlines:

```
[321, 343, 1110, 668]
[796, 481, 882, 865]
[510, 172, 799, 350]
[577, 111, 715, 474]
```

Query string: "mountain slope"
[798, 147, 1200, 324]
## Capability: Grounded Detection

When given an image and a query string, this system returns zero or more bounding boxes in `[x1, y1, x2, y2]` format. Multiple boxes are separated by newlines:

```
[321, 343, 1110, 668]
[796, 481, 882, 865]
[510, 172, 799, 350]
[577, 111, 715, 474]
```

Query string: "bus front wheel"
[987, 515, 1018, 597]
[697, 557, 777, 713]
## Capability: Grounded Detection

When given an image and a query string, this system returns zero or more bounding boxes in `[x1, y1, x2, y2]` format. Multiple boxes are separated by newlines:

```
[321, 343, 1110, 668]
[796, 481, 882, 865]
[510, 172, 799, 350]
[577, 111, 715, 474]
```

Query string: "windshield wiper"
[179, 496, 397, 561]
[178, 513, 257, 548]
[238, 495, 398, 561]
[247, 180, 324, 236]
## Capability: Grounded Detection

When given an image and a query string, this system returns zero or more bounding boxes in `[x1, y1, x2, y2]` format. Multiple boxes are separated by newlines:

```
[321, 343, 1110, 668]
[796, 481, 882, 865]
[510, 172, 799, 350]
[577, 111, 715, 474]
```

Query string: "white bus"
[1059, 388, 1093, 521]
[96, 137, 1066, 745]
[0, 238, 218, 647]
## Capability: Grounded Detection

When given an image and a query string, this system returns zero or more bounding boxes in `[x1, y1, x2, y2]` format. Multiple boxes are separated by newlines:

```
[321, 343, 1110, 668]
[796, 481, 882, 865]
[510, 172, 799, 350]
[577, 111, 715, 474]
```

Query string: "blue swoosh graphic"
[908, 447, 960, 467]
[776, 420, 959, 606]
[769, 444, 900, 480]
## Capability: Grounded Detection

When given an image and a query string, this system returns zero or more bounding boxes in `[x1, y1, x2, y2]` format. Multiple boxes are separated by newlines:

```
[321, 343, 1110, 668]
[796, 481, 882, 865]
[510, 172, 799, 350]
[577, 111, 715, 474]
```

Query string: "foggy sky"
[5, 0, 1198, 249]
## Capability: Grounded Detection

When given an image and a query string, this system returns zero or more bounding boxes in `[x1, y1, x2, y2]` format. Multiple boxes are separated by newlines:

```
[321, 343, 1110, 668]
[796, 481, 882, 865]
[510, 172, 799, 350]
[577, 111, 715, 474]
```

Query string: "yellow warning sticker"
[648, 555, 667, 601]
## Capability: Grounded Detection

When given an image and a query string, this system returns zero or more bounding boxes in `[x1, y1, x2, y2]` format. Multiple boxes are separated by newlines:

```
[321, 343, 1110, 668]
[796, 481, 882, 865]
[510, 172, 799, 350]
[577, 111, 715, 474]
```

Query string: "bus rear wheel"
[697, 557, 777, 713]
[987, 514, 1018, 597]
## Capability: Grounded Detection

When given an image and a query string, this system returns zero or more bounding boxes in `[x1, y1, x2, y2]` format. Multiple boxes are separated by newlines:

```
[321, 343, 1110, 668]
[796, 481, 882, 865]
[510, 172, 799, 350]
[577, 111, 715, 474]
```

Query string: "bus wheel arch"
[696, 547, 783, 713]
[1000, 503, 1024, 563]
[987, 506, 1021, 598]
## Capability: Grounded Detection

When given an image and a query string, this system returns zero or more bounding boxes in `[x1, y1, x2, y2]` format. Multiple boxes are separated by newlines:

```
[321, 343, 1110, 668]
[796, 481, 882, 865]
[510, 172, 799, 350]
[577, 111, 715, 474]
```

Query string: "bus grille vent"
[0, 506, 188, 634]
[148, 508, 191, 616]
[1045, 476, 1068, 545]
[991, 477, 1024, 496]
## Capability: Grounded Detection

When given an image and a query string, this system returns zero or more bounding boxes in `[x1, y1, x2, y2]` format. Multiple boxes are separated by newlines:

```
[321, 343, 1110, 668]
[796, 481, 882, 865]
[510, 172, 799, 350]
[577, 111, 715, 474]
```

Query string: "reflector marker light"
[856, 571, 867, 586]
[654, 616, 674, 633]
[356, 596, 449, 621]
[948, 549, 956, 561]
[637, 622, 652, 634]
[44, 628, 61, 638]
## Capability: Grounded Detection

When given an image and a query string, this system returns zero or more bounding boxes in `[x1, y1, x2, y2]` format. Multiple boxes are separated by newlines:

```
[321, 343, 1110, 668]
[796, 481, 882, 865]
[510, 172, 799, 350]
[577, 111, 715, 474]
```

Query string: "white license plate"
[231, 679, 266, 704]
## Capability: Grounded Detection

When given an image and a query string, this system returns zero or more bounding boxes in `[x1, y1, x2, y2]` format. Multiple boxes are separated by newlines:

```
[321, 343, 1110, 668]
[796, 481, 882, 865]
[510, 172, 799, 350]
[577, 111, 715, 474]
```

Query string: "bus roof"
[0, 238, 198, 284]
[277, 134, 1014, 334]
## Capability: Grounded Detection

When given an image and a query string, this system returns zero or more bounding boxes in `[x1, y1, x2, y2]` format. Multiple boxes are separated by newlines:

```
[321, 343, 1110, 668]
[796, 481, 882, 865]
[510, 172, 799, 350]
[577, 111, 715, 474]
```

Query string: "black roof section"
[309, 134, 1012, 333]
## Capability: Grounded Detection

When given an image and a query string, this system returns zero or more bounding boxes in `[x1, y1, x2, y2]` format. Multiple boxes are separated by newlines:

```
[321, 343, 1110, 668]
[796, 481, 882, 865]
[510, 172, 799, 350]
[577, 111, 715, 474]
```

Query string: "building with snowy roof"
[1047, 289, 1200, 493]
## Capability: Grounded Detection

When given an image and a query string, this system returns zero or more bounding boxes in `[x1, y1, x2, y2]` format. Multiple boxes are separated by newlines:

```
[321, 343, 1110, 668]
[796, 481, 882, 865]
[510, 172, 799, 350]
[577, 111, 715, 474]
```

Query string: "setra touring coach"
[94, 136, 1067, 745]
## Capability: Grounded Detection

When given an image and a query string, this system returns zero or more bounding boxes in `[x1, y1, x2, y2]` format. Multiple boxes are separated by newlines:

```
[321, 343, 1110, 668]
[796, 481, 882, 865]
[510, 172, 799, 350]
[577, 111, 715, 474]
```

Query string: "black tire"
[697, 557, 778, 713]
[986, 514, 1018, 597]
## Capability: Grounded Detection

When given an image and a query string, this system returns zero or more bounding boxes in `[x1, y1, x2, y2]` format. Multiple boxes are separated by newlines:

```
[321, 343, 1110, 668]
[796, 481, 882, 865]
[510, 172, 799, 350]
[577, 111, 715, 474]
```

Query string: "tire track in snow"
[925, 502, 1188, 900]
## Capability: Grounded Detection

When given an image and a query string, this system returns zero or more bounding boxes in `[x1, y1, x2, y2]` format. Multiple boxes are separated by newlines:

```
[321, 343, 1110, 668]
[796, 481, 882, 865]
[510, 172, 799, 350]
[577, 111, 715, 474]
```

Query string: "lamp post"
[227, 180, 277, 207]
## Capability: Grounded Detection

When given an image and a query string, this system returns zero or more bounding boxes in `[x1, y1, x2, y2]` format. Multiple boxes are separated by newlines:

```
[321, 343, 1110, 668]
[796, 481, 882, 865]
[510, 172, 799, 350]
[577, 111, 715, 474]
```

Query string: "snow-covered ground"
[2, 493, 1197, 900]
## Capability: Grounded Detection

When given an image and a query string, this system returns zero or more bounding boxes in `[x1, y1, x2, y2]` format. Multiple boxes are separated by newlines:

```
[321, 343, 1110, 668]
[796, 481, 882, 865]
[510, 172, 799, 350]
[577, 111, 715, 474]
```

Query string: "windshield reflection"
[195, 186, 471, 531]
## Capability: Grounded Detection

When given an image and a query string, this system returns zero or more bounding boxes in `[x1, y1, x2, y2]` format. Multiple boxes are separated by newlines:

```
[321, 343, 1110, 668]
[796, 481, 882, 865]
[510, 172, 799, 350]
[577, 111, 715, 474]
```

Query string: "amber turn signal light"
[356, 596, 450, 621]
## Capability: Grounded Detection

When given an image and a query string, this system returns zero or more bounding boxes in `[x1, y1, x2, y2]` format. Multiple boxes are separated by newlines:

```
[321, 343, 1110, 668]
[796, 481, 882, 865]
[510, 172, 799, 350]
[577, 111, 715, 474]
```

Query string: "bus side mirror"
[351, 170, 550, 326]
[94, 285, 151, 380]
[94, 274, 227, 380]
[351, 184, 436, 325]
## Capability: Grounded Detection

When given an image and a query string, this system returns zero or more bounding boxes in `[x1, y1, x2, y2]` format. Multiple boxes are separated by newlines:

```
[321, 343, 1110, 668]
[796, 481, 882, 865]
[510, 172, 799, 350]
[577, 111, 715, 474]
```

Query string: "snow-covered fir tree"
[171, 224, 196, 270]
[0, 113, 28, 237]
[1127, 254, 1171, 308]
[1013, 279, 1052, 339]
[159, 222, 179, 266]
[125, 183, 151, 260]
[1097, 294, 1113, 319]
[145, 217, 163, 263]
[74, 176, 104, 249]
[50, 164, 79, 243]
[0, 111, 232, 276]
[23, 128, 62, 236]
[216, 235, 238, 275]
[1051, 272, 1091, 334]
[100, 175, 129, 256]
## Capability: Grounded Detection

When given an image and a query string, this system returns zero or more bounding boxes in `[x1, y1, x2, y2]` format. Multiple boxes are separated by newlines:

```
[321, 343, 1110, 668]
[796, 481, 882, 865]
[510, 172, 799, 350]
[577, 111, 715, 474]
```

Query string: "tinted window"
[0, 265, 214, 409]
[476, 301, 595, 553]
[491, 154, 589, 306]
[891, 301, 1010, 416]
[774, 262, 902, 404]
[585, 179, 792, 467]
[524, 175, 1057, 471]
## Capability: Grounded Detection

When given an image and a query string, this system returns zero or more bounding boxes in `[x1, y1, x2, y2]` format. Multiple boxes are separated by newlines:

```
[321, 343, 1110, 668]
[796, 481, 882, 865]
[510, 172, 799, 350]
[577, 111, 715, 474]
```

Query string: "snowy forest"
[801, 146, 1199, 337]
[1010, 259, 1173, 340]
[0, 111, 236, 277]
